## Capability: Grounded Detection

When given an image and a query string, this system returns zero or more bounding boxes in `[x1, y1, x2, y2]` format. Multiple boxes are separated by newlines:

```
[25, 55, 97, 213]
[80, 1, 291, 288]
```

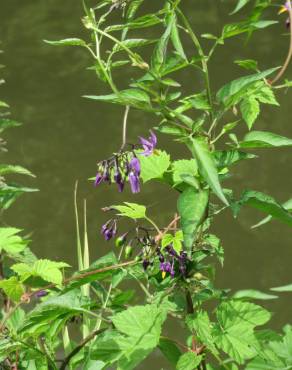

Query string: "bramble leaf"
[112, 202, 146, 219]
[139, 150, 170, 183]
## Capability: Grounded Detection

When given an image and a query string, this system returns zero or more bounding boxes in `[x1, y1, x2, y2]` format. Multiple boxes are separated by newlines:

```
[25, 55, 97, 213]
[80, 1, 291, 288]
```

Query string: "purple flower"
[114, 170, 124, 192]
[129, 172, 140, 193]
[129, 157, 141, 175]
[128, 157, 141, 193]
[139, 130, 157, 156]
[36, 290, 48, 298]
[160, 261, 171, 273]
[94, 172, 103, 187]
[101, 219, 117, 241]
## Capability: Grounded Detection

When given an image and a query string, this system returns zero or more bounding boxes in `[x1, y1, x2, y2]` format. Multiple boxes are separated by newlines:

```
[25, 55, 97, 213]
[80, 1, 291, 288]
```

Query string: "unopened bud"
[125, 245, 133, 258]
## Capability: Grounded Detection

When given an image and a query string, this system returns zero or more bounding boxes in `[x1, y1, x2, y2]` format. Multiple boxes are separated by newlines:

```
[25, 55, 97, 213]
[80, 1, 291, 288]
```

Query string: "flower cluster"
[94, 130, 157, 194]
[141, 245, 188, 279]
[101, 219, 117, 241]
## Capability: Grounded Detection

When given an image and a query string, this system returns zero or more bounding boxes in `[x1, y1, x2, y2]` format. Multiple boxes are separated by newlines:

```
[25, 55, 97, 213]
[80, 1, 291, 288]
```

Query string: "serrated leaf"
[214, 300, 271, 364]
[186, 310, 218, 355]
[177, 187, 209, 253]
[240, 96, 260, 129]
[172, 159, 198, 185]
[92, 304, 167, 369]
[138, 150, 170, 183]
[0, 227, 28, 254]
[112, 202, 146, 219]
[44, 38, 87, 47]
[217, 68, 279, 106]
[12, 259, 70, 286]
[0, 276, 24, 302]
[188, 137, 228, 205]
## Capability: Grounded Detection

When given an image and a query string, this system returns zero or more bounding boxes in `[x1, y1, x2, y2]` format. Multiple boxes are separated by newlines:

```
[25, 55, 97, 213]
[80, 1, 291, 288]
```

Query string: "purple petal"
[149, 130, 157, 146]
[94, 173, 103, 186]
[129, 173, 140, 193]
[129, 157, 141, 175]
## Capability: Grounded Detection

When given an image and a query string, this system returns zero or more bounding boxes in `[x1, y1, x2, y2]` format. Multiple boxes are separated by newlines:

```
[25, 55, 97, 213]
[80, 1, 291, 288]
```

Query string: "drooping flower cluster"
[94, 130, 157, 194]
[101, 218, 117, 241]
[95, 151, 141, 193]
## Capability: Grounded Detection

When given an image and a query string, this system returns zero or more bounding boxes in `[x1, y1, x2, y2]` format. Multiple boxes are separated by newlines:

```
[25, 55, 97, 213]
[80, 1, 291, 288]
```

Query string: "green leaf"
[240, 96, 260, 130]
[177, 187, 209, 254]
[151, 12, 174, 72]
[235, 190, 292, 226]
[271, 284, 292, 292]
[188, 137, 228, 205]
[44, 38, 87, 47]
[113, 38, 156, 52]
[187, 310, 218, 355]
[176, 352, 202, 370]
[0, 277, 24, 302]
[161, 230, 183, 253]
[0, 184, 38, 210]
[234, 59, 258, 71]
[12, 259, 70, 286]
[255, 85, 279, 106]
[240, 131, 292, 148]
[159, 338, 181, 366]
[217, 68, 279, 106]
[172, 159, 198, 185]
[112, 202, 146, 219]
[0, 118, 22, 133]
[0, 165, 35, 177]
[170, 14, 187, 60]
[0, 227, 28, 254]
[138, 150, 170, 183]
[213, 150, 256, 170]
[92, 304, 167, 369]
[84, 88, 151, 109]
[20, 290, 90, 334]
[233, 289, 278, 300]
[214, 300, 271, 364]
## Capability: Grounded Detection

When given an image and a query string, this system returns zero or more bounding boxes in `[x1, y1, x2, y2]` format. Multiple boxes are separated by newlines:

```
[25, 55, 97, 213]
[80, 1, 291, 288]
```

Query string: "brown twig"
[155, 215, 180, 243]
[59, 328, 106, 370]
[270, 6, 292, 85]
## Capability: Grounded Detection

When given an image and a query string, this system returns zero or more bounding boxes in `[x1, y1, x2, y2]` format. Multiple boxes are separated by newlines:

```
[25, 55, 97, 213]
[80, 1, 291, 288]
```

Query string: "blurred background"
[0, 0, 292, 361]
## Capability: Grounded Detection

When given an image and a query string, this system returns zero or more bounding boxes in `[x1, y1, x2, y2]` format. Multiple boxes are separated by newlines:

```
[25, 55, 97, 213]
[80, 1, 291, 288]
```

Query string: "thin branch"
[270, 7, 292, 85]
[59, 328, 106, 370]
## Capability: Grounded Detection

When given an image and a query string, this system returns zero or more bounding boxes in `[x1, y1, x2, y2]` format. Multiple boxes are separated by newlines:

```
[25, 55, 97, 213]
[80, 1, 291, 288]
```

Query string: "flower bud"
[125, 245, 133, 258]
[115, 235, 126, 248]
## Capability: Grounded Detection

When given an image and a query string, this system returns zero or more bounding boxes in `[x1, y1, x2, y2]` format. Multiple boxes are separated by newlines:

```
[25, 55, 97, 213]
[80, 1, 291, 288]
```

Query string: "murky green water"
[1, 0, 292, 367]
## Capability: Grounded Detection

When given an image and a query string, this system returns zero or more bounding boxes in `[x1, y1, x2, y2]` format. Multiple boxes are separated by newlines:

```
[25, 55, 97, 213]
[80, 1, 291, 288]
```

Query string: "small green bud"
[125, 245, 133, 258]
[115, 235, 126, 248]
[194, 272, 203, 281]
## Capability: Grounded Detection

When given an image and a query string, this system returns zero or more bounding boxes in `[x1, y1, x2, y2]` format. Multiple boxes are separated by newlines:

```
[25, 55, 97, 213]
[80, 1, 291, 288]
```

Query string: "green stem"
[145, 216, 161, 235]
